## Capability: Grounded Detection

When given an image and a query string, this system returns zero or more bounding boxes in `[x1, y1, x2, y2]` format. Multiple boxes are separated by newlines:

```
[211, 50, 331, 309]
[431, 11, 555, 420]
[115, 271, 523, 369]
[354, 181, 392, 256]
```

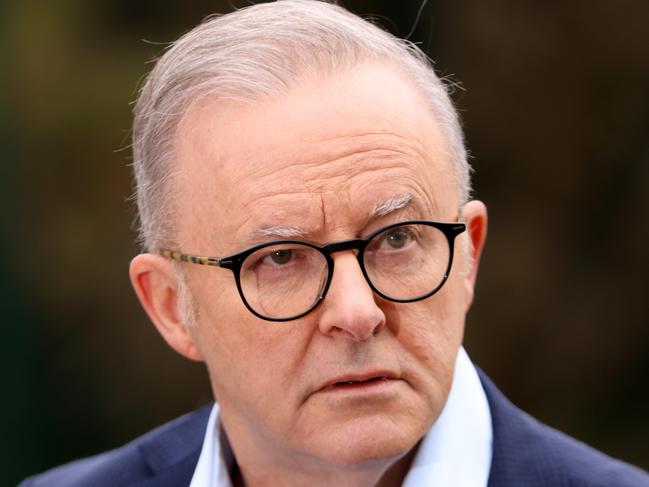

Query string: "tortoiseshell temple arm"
[160, 249, 222, 267]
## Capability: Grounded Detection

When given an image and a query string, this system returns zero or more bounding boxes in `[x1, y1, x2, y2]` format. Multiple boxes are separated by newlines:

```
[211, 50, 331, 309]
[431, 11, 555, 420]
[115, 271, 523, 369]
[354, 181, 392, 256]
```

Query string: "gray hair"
[132, 0, 471, 251]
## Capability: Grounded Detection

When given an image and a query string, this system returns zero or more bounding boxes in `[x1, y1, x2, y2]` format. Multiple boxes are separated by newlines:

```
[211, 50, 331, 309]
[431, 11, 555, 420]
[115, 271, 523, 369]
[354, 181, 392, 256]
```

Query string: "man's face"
[173, 62, 475, 468]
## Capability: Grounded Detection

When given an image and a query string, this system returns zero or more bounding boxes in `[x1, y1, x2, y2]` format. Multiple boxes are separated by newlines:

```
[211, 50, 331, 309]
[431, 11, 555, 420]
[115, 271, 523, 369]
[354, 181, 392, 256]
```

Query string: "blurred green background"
[2, 0, 648, 484]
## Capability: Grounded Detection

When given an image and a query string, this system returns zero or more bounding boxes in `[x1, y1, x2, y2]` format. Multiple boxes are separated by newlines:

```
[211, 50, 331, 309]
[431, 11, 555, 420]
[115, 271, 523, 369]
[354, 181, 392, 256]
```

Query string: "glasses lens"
[364, 223, 451, 301]
[239, 243, 328, 319]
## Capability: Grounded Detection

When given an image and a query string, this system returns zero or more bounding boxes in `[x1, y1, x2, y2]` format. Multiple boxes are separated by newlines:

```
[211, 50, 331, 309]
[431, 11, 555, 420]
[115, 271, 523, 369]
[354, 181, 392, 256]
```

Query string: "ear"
[129, 253, 204, 362]
[460, 200, 488, 307]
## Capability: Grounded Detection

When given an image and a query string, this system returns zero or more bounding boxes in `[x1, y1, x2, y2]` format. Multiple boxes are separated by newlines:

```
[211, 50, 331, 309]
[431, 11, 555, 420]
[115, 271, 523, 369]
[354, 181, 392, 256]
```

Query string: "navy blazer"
[20, 373, 649, 486]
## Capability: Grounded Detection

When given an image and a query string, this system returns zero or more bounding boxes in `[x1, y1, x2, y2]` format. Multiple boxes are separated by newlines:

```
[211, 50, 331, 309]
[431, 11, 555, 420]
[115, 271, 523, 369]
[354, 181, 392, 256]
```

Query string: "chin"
[302, 414, 426, 467]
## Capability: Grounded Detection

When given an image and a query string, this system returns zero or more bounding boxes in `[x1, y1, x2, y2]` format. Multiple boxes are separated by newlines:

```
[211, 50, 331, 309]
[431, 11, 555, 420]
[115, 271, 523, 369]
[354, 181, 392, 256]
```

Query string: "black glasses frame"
[161, 219, 466, 322]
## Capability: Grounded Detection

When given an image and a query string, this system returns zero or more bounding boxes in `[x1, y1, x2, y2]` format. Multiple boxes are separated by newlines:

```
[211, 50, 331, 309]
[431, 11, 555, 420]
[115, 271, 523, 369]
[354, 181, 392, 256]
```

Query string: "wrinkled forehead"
[173, 62, 459, 251]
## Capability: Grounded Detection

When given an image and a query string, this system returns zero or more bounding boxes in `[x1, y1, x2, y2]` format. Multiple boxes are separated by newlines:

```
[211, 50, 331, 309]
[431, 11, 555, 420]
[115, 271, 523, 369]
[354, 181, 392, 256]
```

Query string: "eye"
[264, 249, 293, 265]
[244, 244, 318, 274]
[380, 228, 413, 249]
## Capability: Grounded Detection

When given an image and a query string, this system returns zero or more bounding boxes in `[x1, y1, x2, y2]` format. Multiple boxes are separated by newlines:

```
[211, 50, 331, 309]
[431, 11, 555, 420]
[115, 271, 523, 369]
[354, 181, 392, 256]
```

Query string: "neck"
[232, 445, 418, 487]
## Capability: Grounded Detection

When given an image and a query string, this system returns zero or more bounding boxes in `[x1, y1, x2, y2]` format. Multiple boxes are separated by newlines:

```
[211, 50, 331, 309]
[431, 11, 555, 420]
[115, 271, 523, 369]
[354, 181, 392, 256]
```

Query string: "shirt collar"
[402, 347, 493, 486]
[190, 346, 492, 487]
[189, 403, 232, 487]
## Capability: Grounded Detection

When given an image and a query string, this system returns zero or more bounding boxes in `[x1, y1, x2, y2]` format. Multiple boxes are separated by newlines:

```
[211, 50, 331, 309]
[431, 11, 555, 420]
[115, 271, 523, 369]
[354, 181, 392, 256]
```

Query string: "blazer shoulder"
[530, 414, 649, 486]
[479, 371, 649, 487]
[19, 403, 213, 487]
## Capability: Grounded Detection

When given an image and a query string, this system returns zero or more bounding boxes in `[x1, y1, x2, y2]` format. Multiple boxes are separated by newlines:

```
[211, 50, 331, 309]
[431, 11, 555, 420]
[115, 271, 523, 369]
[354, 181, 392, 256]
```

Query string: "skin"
[130, 61, 488, 487]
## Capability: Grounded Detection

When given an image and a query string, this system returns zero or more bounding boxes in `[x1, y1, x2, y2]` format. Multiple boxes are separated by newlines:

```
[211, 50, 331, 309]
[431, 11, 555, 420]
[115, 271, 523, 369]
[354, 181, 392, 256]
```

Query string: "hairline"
[131, 0, 471, 253]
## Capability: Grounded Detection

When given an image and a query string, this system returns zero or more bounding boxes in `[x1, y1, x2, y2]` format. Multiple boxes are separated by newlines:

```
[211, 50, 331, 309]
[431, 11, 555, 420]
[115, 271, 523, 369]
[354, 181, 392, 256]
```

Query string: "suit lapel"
[480, 371, 566, 487]
[131, 454, 200, 487]
[133, 403, 212, 486]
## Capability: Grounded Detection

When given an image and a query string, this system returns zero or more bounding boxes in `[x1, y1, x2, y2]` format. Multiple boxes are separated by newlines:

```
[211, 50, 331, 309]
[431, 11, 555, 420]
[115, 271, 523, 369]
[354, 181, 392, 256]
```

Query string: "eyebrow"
[369, 192, 414, 218]
[250, 192, 417, 242]
[256, 225, 309, 239]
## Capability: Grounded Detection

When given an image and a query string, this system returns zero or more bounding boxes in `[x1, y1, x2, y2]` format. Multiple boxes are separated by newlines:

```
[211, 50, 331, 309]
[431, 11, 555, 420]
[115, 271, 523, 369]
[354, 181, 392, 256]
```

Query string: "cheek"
[394, 303, 458, 372]
[386, 286, 467, 402]
[193, 286, 314, 426]
[391, 283, 466, 353]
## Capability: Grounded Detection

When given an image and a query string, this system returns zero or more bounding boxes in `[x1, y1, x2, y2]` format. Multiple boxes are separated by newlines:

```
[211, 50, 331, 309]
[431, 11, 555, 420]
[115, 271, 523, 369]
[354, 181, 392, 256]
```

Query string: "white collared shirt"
[190, 347, 492, 487]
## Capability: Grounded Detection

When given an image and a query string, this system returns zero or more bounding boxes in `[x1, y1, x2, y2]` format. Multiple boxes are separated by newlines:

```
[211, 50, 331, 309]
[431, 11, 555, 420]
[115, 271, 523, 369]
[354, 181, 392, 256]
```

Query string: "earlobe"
[129, 254, 204, 362]
[460, 200, 488, 306]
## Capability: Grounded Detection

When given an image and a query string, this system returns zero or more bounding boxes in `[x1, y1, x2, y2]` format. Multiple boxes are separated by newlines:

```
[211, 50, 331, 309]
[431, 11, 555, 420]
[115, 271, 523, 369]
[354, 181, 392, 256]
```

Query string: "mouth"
[326, 376, 388, 390]
[319, 371, 398, 393]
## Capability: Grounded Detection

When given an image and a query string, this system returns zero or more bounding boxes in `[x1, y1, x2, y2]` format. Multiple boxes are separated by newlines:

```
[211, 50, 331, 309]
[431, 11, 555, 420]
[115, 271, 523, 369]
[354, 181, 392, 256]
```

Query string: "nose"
[317, 251, 386, 341]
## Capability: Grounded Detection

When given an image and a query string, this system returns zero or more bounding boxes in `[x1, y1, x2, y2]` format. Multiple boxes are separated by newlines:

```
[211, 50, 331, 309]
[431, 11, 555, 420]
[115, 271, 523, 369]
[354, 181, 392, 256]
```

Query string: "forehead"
[174, 62, 458, 251]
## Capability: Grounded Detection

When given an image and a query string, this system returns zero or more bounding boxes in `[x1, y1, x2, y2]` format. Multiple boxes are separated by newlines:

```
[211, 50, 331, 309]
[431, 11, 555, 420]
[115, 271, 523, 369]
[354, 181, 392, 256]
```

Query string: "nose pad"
[317, 252, 385, 341]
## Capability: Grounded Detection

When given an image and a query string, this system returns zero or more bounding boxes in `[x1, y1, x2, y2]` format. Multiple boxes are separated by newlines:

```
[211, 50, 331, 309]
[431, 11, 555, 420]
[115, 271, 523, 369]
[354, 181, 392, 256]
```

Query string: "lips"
[327, 376, 387, 389]
[320, 370, 398, 392]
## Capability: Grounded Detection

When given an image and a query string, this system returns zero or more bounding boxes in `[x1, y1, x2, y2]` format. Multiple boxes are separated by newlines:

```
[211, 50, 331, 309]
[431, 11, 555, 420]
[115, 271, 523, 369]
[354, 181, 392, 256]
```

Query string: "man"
[20, 1, 649, 486]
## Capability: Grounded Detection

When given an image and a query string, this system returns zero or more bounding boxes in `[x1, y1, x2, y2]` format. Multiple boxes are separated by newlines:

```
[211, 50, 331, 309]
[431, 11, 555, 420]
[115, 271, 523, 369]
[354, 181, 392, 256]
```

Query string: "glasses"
[161, 220, 466, 322]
